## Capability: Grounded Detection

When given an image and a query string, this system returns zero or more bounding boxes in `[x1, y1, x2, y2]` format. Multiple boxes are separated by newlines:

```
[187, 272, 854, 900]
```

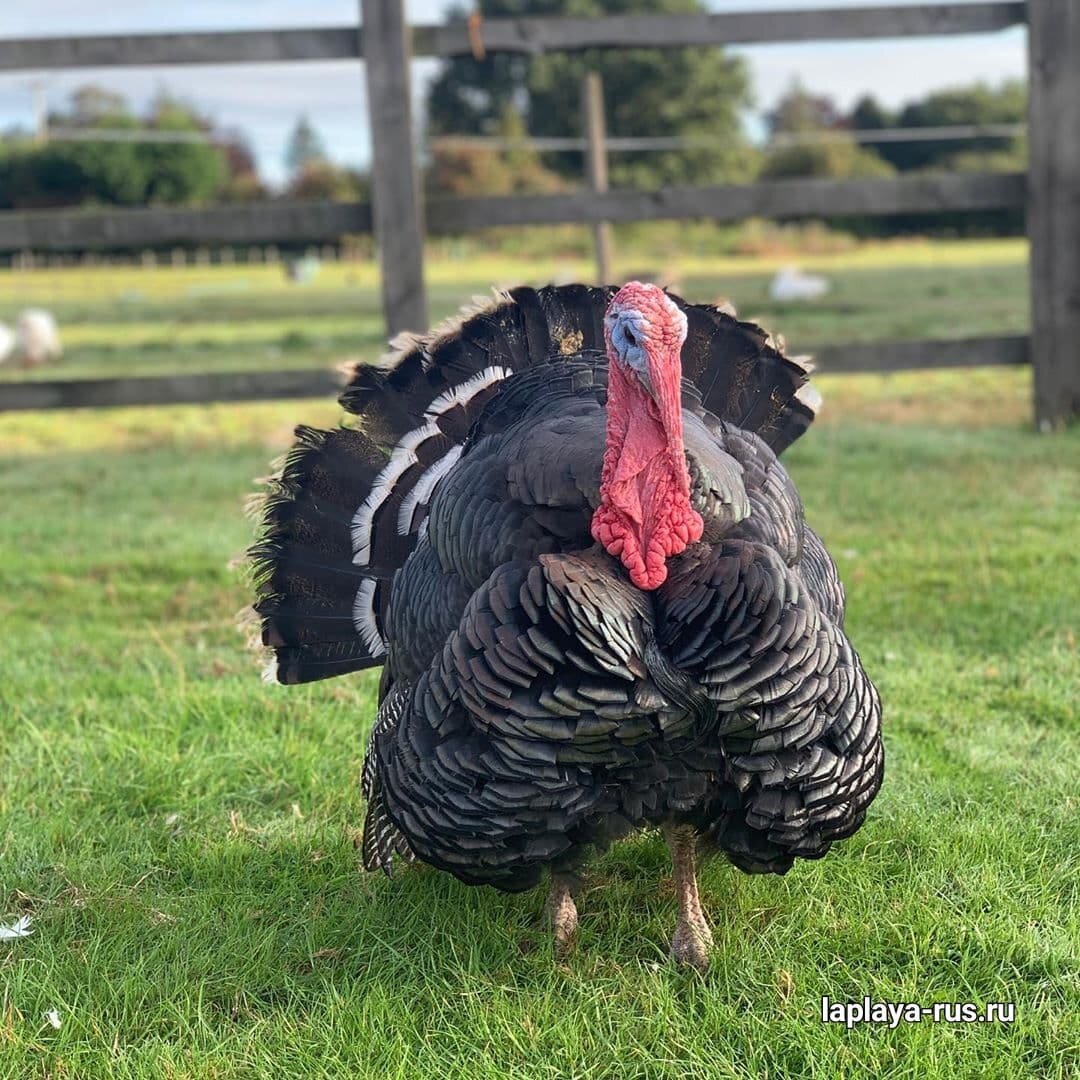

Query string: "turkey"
[250, 282, 883, 969]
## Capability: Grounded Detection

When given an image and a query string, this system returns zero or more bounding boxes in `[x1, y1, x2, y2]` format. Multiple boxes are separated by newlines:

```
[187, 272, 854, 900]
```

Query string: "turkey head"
[592, 281, 704, 589]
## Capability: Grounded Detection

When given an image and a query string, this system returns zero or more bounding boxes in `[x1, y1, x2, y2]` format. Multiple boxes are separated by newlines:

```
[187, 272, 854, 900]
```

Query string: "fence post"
[582, 72, 613, 285]
[361, 0, 429, 337]
[1028, 0, 1080, 429]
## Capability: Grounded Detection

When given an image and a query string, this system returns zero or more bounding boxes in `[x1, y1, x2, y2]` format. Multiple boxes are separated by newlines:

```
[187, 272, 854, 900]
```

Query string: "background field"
[0, 238, 1028, 383]
[0, 247, 1077, 1079]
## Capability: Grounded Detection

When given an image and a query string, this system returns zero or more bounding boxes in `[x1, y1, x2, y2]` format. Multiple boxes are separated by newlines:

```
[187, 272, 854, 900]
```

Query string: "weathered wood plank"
[0, 201, 371, 253]
[0, 369, 342, 412]
[427, 173, 1027, 231]
[420, 4, 1026, 54]
[812, 335, 1030, 374]
[0, 28, 360, 70]
[0, 173, 1025, 253]
[1027, 0, 1080, 428]
[0, 5, 1027, 72]
[582, 72, 613, 285]
[0, 337, 1030, 412]
[361, 0, 428, 336]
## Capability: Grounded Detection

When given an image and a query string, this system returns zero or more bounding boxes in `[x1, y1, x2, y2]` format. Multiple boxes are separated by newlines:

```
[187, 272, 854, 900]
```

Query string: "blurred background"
[0, 0, 1033, 405]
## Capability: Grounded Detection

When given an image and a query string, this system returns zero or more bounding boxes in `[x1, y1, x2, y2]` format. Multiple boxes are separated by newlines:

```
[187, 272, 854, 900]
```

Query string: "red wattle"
[592, 353, 702, 590]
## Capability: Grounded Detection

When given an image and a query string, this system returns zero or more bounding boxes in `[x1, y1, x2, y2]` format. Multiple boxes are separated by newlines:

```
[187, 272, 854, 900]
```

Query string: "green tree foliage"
[867, 80, 1027, 173]
[285, 161, 371, 202]
[218, 131, 269, 203]
[849, 95, 894, 133]
[427, 107, 566, 197]
[767, 81, 845, 136]
[426, 0, 756, 189]
[284, 115, 328, 177]
[846, 81, 1027, 237]
[0, 85, 228, 210]
[760, 83, 893, 182]
[140, 94, 225, 205]
[760, 137, 895, 182]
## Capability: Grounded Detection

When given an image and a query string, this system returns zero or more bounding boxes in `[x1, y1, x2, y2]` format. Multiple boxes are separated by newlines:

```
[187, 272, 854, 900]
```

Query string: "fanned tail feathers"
[249, 283, 818, 685]
[674, 298, 818, 454]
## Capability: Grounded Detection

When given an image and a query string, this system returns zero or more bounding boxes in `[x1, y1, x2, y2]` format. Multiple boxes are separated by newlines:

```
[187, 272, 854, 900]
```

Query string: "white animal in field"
[769, 266, 830, 303]
[15, 309, 62, 367]
[0, 321, 15, 365]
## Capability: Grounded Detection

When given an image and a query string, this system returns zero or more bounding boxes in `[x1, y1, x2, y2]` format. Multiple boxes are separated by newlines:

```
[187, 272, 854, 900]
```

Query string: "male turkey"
[250, 282, 882, 969]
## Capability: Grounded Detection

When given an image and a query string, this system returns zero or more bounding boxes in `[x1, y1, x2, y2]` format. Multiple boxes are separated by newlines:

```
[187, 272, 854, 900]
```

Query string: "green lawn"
[1, 250, 1077, 1078]
[0, 239, 1029, 382]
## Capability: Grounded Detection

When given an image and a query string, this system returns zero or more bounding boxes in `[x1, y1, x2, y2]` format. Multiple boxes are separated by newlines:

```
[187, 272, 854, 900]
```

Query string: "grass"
[0, 238, 1028, 382]
[1, 249, 1078, 1078]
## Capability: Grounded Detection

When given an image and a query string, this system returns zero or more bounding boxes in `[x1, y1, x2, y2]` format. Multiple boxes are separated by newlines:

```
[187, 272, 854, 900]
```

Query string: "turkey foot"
[664, 824, 712, 971]
[547, 874, 578, 958]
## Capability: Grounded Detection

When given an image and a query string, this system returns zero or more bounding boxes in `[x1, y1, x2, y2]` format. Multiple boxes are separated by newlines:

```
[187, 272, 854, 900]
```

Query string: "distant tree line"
[0, 0, 1028, 240]
[0, 90, 368, 211]
[758, 80, 1026, 234]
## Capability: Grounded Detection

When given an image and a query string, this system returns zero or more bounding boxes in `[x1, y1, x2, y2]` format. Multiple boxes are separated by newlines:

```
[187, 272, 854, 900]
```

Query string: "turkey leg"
[547, 874, 578, 957]
[664, 824, 712, 971]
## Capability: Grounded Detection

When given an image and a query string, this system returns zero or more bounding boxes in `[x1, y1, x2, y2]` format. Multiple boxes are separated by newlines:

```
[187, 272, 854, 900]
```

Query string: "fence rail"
[0, 370, 343, 412]
[0, 173, 1027, 253]
[0, 1, 1076, 425]
[0, 5, 1027, 71]
[0, 202, 371, 252]
[431, 124, 1029, 152]
[0, 336, 1030, 412]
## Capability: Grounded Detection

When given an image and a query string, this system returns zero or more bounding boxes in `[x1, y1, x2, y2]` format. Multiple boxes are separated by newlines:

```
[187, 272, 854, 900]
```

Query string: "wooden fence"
[0, 1, 1076, 426]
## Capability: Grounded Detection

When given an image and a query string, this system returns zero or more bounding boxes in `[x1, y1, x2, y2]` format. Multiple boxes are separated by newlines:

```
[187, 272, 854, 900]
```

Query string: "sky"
[0, 1, 1027, 186]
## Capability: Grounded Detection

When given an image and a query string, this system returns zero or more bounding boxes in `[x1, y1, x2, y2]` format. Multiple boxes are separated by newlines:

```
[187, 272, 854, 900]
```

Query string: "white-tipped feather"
[351, 370, 511, 566]
[261, 656, 280, 684]
[426, 366, 511, 416]
[795, 382, 823, 414]
[397, 445, 463, 535]
[352, 578, 386, 656]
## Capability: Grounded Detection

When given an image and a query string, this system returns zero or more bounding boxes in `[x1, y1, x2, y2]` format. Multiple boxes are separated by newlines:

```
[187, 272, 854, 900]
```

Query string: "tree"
[760, 138, 895, 182]
[767, 81, 845, 136]
[849, 95, 894, 133]
[427, 106, 566, 197]
[285, 161, 370, 202]
[217, 130, 268, 202]
[0, 85, 232, 209]
[285, 115, 327, 177]
[62, 85, 128, 127]
[140, 93, 225, 205]
[868, 80, 1026, 172]
[426, 0, 755, 189]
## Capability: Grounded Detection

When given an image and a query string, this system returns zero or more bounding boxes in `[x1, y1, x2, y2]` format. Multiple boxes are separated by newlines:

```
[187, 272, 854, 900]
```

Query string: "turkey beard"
[592, 359, 703, 590]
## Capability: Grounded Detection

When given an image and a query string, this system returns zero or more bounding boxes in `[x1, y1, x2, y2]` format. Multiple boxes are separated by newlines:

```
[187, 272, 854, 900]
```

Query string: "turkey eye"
[615, 320, 642, 357]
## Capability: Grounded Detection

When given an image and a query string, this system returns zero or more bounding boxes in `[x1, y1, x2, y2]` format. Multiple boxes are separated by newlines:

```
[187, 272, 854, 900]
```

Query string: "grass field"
[1, 247, 1077, 1079]
[0, 238, 1028, 383]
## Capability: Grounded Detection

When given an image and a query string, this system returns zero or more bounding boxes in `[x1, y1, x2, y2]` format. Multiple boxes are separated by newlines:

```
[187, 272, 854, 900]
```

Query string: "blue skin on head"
[606, 307, 652, 388]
